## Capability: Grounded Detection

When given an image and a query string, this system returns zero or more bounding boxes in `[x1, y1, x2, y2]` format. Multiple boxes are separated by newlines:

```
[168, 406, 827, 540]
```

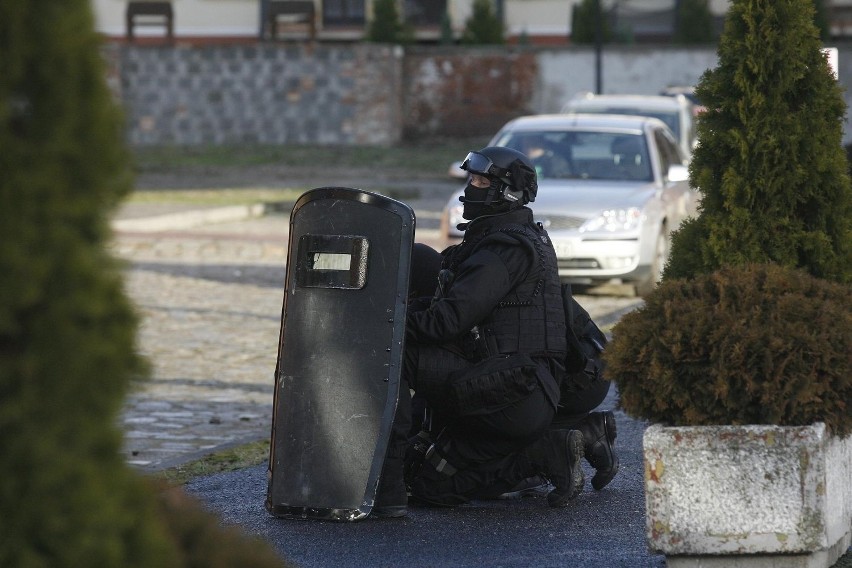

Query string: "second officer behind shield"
[373, 146, 589, 517]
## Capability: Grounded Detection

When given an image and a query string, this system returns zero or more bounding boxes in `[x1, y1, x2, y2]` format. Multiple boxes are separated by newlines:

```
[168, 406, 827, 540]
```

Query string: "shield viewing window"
[296, 234, 369, 289]
[311, 252, 351, 271]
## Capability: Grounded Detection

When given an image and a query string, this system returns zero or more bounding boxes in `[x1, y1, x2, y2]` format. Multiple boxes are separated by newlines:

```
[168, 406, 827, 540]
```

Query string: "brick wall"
[402, 48, 539, 139]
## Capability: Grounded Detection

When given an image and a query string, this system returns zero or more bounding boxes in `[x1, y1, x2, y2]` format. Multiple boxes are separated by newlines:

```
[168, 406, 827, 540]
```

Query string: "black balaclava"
[461, 177, 512, 220]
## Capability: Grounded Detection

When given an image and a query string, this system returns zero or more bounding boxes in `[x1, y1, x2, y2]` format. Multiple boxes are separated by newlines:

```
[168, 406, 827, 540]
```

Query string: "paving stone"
[113, 209, 642, 471]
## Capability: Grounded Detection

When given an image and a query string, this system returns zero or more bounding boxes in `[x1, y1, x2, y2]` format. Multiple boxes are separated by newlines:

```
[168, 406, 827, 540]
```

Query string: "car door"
[653, 127, 695, 228]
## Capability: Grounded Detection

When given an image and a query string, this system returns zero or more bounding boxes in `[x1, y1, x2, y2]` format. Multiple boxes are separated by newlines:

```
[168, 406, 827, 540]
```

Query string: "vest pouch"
[447, 353, 539, 417]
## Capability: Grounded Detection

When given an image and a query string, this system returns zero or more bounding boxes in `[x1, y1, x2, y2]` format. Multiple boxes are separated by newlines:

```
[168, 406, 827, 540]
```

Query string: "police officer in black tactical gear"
[373, 146, 616, 518]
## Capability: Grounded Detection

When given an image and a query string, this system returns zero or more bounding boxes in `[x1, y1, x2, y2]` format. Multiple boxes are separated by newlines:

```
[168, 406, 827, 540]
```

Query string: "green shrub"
[570, 0, 613, 45]
[605, 264, 851, 437]
[618, 0, 852, 435]
[0, 0, 287, 565]
[366, 0, 412, 44]
[813, 0, 830, 42]
[665, 0, 852, 284]
[673, 0, 716, 44]
[460, 0, 504, 45]
[440, 12, 455, 44]
[0, 0, 175, 564]
[153, 481, 292, 568]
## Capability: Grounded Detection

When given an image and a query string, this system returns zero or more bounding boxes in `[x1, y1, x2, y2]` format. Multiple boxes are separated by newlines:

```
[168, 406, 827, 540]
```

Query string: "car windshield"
[493, 130, 653, 182]
[570, 107, 680, 140]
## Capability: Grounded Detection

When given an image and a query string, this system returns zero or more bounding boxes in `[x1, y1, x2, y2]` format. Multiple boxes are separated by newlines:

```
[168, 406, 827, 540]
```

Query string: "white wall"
[505, 0, 572, 39]
[533, 46, 718, 113]
[92, 0, 260, 37]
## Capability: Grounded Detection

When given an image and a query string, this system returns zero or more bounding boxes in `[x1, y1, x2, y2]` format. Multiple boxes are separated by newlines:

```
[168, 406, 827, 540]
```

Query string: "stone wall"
[112, 43, 404, 146]
[108, 42, 852, 146]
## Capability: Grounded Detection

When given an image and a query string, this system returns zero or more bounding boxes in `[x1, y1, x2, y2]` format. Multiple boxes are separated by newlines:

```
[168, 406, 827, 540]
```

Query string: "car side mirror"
[448, 160, 467, 179]
[667, 164, 689, 182]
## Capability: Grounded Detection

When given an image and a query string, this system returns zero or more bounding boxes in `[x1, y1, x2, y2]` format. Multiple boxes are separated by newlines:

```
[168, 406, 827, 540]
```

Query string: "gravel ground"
[124, 161, 850, 568]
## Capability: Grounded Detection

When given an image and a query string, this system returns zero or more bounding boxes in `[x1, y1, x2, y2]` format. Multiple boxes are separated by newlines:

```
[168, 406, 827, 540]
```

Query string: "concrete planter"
[644, 423, 852, 568]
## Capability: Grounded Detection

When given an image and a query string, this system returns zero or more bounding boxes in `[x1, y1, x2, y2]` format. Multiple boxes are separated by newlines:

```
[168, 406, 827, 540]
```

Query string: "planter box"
[644, 423, 852, 568]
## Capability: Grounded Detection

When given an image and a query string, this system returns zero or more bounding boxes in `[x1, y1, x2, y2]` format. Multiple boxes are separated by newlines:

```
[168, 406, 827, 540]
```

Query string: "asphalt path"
[184, 385, 666, 568]
[124, 167, 851, 568]
[118, 178, 665, 566]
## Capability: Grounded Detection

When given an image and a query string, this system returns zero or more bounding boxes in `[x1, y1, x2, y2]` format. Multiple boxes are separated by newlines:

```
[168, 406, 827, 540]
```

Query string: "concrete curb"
[112, 203, 268, 233]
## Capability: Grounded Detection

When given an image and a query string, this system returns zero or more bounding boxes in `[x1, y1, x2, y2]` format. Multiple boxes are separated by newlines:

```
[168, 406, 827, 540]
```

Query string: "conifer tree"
[0, 2, 286, 566]
[0, 0, 180, 564]
[367, 0, 411, 43]
[665, 0, 852, 283]
[570, 0, 613, 45]
[607, 0, 851, 436]
[673, 0, 716, 44]
[461, 0, 504, 44]
[813, 0, 830, 42]
[440, 11, 455, 44]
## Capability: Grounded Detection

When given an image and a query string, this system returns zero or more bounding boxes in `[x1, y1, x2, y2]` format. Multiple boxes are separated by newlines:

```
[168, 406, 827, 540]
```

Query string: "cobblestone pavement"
[113, 207, 643, 471]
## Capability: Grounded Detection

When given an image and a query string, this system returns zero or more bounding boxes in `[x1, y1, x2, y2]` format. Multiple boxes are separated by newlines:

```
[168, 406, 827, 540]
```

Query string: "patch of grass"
[125, 188, 303, 207]
[132, 146, 291, 169]
[124, 186, 424, 208]
[131, 138, 487, 172]
[152, 439, 270, 485]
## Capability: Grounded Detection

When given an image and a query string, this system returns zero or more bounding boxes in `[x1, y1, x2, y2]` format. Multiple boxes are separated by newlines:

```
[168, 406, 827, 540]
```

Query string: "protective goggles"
[460, 151, 508, 178]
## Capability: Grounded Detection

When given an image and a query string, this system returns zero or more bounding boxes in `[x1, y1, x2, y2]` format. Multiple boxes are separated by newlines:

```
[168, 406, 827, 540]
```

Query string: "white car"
[561, 93, 697, 162]
[440, 113, 698, 296]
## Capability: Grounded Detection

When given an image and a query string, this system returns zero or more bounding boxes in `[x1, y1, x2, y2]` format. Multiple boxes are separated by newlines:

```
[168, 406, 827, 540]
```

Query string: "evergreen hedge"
[366, 0, 412, 44]
[606, 0, 852, 434]
[461, 0, 505, 45]
[673, 0, 716, 44]
[606, 264, 851, 436]
[570, 0, 613, 45]
[0, 1, 288, 565]
[665, 0, 852, 284]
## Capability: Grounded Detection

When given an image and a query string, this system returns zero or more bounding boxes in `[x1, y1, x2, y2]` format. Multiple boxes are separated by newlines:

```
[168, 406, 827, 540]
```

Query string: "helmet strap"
[484, 188, 497, 206]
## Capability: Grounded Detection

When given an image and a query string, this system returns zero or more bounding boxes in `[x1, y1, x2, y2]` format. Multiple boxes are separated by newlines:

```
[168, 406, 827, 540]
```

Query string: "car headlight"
[580, 207, 642, 233]
[448, 202, 465, 229]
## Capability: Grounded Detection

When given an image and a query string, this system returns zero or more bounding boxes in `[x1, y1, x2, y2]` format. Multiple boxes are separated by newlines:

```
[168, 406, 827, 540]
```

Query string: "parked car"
[659, 85, 706, 116]
[440, 113, 698, 296]
[560, 93, 697, 161]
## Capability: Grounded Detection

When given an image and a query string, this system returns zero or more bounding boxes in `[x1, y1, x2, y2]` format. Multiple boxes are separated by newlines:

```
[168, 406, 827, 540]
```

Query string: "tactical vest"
[445, 214, 567, 358]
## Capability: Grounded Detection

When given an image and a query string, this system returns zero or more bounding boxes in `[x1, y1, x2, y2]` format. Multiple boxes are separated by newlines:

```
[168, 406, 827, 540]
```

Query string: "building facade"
[95, 0, 745, 45]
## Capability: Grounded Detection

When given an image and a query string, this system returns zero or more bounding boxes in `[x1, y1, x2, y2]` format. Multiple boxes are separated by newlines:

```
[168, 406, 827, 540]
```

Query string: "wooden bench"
[126, 1, 173, 42]
[266, 0, 316, 40]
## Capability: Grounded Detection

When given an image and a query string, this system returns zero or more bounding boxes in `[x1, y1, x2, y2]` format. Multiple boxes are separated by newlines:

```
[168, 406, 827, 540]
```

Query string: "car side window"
[653, 128, 683, 175]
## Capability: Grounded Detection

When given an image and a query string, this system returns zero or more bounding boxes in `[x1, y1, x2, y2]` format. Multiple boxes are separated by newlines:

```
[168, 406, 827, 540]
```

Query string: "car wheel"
[634, 226, 668, 297]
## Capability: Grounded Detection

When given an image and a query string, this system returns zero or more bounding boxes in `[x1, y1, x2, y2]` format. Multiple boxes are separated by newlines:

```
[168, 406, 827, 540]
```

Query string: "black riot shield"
[266, 187, 414, 522]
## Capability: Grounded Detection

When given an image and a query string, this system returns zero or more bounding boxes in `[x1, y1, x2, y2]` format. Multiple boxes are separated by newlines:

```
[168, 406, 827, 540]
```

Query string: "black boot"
[575, 411, 619, 490]
[523, 429, 585, 507]
[496, 475, 552, 500]
[373, 457, 407, 518]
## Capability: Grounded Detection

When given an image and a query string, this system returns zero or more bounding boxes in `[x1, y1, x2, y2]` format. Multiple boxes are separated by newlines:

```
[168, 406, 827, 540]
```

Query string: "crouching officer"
[373, 146, 585, 517]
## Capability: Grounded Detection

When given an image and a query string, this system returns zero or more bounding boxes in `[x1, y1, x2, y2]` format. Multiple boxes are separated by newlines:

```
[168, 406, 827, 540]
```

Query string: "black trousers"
[553, 378, 611, 428]
[392, 341, 555, 504]
[395, 243, 610, 503]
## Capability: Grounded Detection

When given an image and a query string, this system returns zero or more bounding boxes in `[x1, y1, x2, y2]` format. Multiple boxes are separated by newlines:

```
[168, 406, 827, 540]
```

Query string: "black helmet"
[460, 146, 538, 205]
